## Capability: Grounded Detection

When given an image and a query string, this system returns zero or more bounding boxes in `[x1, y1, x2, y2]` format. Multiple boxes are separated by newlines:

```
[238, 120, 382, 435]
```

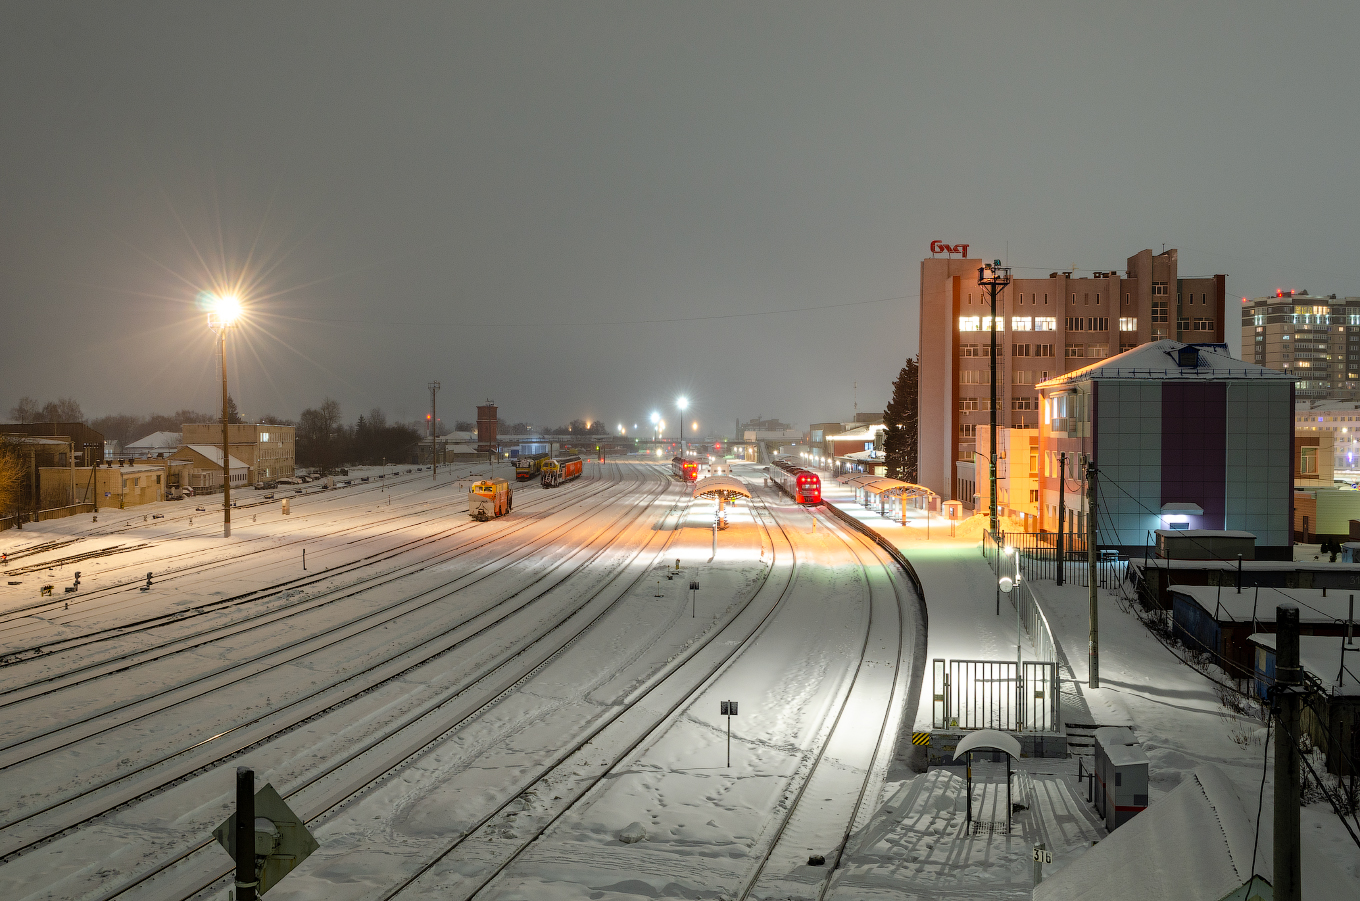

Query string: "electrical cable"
[1247, 714, 1272, 890]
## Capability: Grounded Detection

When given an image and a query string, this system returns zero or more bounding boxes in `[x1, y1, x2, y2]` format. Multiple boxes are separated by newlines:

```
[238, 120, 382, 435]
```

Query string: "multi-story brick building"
[180, 422, 295, 482]
[919, 247, 1226, 508]
[1241, 291, 1360, 402]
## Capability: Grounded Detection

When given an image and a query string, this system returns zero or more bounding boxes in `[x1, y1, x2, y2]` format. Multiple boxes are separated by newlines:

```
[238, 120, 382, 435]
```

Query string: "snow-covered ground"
[812, 470, 1360, 895]
[0, 459, 925, 901]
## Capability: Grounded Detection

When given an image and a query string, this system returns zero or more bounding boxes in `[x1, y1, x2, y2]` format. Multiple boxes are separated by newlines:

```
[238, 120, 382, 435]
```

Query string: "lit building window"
[959, 316, 980, 331]
[1011, 317, 1033, 331]
[1119, 317, 1137, 332]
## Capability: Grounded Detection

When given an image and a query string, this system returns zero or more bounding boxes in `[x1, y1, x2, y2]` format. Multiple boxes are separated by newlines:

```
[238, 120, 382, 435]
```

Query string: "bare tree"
[0, 437, 25, 522]
[40, 397, 83, 423]
[8, 397, 39, 422]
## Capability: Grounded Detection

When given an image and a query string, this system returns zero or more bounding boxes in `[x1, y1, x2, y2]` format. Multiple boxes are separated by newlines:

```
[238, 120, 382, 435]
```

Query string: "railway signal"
[213, 767, 318, 899]
[720, 700, 738, 766]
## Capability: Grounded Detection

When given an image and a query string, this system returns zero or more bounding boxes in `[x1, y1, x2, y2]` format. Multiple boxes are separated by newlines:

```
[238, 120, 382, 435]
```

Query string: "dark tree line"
[883, 355, 919, 483]
[296, 400, 422, 471]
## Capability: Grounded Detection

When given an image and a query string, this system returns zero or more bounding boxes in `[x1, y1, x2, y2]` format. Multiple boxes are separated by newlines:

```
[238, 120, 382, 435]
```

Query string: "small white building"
[170, 444, 250, 491]
[124, 430, 182, 457]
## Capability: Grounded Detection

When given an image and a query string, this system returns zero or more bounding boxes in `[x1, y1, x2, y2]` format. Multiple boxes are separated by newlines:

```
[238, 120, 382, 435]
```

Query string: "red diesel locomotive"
[768, 459, 822, 505]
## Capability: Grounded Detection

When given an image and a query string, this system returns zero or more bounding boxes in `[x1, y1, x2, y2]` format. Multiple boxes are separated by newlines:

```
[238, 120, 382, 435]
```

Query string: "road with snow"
[0, 459, 923, 901]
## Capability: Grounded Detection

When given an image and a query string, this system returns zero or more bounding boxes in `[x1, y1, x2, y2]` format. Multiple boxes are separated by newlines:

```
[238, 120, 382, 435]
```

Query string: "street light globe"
[209, 294, 242, 327]
[650, 411, 660, 424]
[677, 397, 688, 411]
[999, 575, 1015, 593]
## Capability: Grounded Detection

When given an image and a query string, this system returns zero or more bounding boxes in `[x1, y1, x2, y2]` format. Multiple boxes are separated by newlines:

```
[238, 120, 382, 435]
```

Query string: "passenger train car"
[768, 459, 822, 505]
[514, 452, 549, 482]
[671, 456, 699, 481]
[469, 477, 512, 521]
[541, 454, 583, 488]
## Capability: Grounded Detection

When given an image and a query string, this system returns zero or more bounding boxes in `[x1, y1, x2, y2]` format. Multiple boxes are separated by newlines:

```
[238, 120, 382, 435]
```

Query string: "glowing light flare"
[205, 293, 243, 329]
[677, 397, 688, 411]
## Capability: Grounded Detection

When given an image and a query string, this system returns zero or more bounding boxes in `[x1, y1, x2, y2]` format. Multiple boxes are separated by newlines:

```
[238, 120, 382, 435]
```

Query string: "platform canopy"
[838, 473, 938, 499]
[955, 729, 1022, 760]
[692, 475, 751, 501]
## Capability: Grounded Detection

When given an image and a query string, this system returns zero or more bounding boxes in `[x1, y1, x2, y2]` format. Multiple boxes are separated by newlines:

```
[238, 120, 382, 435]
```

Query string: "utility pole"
[428, 381, 440, 482]
[1274, 604, 1302, 901]
[1056, 452, 1066, 586]
[212, 313, 234, 538]
[235, 766, 257, 901]
[978, 260, 1011, 535]
[1086, 456, 1099, 689]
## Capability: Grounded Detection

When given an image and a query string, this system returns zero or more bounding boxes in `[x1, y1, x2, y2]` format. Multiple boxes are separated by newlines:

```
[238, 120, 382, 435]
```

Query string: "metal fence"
[932, 658, 1060, 733]
[984, 529, 1126, 589]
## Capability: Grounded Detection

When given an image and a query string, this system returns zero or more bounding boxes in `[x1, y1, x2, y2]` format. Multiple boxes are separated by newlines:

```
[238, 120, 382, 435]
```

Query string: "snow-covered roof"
[1169, 585, 1355, 623]
[691, 475, 750, 500]
[1247, 633, 1360, 695]
[1037, 340, 1294, 389]
[954, 729, 1020, 760]
[1035, 765, 1260, 901]
[181, 445, 249, 471]
[125, 430, 181, 452]
[826, 424, 884, 440]
[1155, 529, 1256, 539]
[1036, 763, 1354, 901]
[839, 474, 937, 497]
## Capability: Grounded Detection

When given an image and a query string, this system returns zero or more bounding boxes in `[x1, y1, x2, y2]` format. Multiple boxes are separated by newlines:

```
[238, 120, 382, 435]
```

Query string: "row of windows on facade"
[960, 315, 1216, 333]
[963, 342, 1139, 358]
[957, 422, 1039, 440]
[960, 399, 1087, 437]
[1246, 309, 1360, 327]
[960, 397, 1041, 412]
[964, 283, 1213, 306]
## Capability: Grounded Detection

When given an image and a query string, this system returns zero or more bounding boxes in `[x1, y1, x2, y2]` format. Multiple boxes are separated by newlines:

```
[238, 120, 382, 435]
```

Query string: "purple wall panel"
[1161, 382, 1227, 528]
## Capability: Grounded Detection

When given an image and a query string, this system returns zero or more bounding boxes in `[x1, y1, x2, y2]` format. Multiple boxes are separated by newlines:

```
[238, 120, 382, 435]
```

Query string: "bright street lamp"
[677, 397, 689, 457]
[206, 294, 241, 538]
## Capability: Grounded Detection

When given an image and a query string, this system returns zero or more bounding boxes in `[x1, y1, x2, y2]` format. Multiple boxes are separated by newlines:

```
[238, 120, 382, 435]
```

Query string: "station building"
[1035, 341, 1295, 559]
[919, 247, 1227, 507]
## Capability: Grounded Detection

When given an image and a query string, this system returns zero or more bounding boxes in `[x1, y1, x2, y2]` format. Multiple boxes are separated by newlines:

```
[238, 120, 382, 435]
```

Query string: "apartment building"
[919, 247, 1226, 506]
[1241, 291, 1360, 402]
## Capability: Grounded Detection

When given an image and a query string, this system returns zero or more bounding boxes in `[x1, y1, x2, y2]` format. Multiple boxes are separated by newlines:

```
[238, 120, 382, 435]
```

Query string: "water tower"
[476, 401, 498, 453]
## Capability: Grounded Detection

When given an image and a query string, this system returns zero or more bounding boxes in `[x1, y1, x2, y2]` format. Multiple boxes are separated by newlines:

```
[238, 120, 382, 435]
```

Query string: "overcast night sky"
[2, 2, 1357, 433]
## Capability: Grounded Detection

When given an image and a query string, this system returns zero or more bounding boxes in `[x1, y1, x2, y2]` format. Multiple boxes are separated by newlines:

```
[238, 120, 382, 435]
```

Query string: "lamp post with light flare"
[678, 397, 689, 458]
[207, 295, 242, 538]
[978, 260, 1011, 535]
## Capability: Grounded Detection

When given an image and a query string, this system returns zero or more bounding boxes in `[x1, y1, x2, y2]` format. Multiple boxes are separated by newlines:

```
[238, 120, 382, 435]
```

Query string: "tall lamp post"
[207, 295, 241, 538]
[978, 260, 1011, 535]
[677, 397, 689, 457]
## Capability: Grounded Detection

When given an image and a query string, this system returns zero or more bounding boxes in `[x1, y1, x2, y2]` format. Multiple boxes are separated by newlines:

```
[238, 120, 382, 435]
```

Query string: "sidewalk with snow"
[813, 473, 1360, 890]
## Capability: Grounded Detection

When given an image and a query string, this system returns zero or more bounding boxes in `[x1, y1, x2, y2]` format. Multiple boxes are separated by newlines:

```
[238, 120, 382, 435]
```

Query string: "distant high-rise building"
[919, 247, 1226, 508]
[1240, 291, 1360, 402]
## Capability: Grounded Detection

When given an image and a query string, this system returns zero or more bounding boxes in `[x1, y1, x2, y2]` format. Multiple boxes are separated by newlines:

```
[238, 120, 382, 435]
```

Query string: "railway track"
[0, 465, 612, 667]
[437, 475, 919, 901]
[0, 464, 676, 877]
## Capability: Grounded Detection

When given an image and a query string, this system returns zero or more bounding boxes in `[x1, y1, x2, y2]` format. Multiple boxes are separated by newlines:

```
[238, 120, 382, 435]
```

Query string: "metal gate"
[932, 658, 1060, 733]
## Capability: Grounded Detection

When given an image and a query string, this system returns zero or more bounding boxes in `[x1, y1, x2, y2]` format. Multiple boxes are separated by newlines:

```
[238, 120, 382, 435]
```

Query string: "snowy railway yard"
[0, 459, 932, 901]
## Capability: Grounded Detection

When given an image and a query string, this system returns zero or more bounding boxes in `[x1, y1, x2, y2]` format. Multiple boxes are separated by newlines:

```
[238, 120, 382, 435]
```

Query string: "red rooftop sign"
[931, 241, 970, 256]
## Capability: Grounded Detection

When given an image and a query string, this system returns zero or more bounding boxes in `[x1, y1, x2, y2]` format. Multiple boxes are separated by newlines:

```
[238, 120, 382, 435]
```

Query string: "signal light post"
[428, 381, 440, 481]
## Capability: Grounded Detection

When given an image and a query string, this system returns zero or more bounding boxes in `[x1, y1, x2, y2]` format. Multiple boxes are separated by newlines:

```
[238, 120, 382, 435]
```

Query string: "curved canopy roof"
[838, 473, 938, 497]
[692, 475, 751, 500]
[954, 729, 1022, 760]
